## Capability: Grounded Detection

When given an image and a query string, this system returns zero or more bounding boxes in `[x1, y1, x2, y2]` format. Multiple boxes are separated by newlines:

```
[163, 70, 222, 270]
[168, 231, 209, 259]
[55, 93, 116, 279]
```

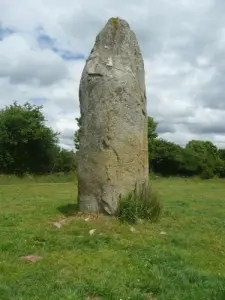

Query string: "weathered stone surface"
[77, 17, 148, 214]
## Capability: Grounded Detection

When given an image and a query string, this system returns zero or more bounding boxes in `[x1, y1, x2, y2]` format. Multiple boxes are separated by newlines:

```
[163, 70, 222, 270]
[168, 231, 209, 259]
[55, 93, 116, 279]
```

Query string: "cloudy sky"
[0, 0, 225, 149]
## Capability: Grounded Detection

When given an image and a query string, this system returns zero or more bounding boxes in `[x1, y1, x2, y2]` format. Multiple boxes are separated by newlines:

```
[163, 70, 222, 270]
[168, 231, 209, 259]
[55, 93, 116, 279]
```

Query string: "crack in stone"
[112, 147, 120, 163]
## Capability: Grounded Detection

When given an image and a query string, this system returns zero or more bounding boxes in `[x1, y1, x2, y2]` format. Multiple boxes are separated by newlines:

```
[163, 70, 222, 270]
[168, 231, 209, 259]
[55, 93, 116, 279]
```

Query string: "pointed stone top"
[101, 17, 131, 39]
[90, 17, 141, 61]
[107, 17, 130, 29]
[83, 17, 144, 81]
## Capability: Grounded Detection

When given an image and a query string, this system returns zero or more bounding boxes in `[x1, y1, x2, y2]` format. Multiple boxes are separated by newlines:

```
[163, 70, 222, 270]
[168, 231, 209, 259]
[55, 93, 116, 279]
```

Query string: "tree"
[148, 116, 158, 141]
[217, 149, 225, 178]
[52, 147, 77, 173]
[185, 140, 220, 178]
[219, 149, 225, 161]
[151, 139, 183, 175]
[74, 117, 81, 150]
[73, 113, 225, 179]
[148, 116, 158, 170]
[179, 148, 200, 176]
[0, 102, 58, 175]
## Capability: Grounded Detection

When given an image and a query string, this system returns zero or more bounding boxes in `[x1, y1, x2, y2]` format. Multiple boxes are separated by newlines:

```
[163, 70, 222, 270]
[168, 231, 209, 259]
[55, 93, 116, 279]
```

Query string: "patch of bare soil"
[48, 212, 100, 228]
[21, 255, 43, 263]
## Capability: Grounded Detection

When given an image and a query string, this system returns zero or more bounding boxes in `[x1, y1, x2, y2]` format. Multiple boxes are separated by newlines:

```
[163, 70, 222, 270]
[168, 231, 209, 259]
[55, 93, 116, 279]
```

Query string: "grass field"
[0, 174, 225, 300]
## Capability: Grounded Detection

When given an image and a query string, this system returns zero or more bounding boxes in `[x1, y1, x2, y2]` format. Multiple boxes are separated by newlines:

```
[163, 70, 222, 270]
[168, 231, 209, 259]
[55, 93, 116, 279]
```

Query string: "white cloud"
[0, 33, 68, 85]
[0, 0, 225, 149]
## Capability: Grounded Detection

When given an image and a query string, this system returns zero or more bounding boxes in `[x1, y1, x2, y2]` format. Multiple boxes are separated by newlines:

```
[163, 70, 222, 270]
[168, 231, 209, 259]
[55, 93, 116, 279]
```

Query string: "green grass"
[0, 172, 77, 185]
[0, 175, 225, 299]
[116, 183, 162, 224]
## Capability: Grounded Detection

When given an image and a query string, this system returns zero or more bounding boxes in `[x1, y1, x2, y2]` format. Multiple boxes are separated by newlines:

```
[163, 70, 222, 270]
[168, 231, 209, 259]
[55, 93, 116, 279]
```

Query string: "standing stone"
[77, 17, 148, 215]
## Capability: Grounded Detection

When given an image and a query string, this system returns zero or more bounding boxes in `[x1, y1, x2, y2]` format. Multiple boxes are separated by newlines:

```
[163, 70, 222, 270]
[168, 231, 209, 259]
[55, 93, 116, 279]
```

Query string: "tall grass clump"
[116, 183, 162, 224]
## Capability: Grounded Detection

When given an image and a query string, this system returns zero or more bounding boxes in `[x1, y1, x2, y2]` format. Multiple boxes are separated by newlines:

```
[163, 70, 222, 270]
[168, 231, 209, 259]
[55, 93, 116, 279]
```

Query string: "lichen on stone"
[111, 17, 119, 36]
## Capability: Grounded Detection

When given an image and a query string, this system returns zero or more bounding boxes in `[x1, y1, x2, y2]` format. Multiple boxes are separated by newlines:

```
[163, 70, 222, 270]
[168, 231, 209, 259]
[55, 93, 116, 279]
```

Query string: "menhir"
[77, 17, 149, 214]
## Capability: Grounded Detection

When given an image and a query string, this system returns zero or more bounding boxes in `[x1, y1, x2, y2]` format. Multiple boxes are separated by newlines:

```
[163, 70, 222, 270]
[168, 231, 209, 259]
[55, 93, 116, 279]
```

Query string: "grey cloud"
[197, 73, 225, 110]
[58, 0, 202, 57]
[196, 51, 225, 110]
[59, 128, 74, 140]
[1, 0, 225, 149]
[11, 66, 67, 86]
[30, 0, 225, 148]
[156, 123, 176, 134]
[59, 135, 74, 150]
[185, 122, 225, 135]
[0, 32, 69, 87]
[0, 57, 68, 86]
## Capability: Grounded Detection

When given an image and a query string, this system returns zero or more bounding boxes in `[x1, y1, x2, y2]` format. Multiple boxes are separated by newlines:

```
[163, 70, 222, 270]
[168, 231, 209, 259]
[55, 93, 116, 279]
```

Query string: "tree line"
[148, 117, 225, 179]
[0, 102, 225, 178]
[0, 102, 76, 175]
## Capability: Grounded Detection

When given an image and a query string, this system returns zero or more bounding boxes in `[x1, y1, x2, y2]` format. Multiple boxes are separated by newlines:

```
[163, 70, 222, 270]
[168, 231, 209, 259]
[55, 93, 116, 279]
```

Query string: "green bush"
[200, 167, 214, 180]
[116, 183, 162, 224]
[217, 160, 225, 178]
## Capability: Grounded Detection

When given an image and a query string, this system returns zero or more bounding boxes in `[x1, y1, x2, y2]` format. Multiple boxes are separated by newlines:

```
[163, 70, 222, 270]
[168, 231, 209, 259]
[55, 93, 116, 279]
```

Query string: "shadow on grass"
[57, 203, 79, 217]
